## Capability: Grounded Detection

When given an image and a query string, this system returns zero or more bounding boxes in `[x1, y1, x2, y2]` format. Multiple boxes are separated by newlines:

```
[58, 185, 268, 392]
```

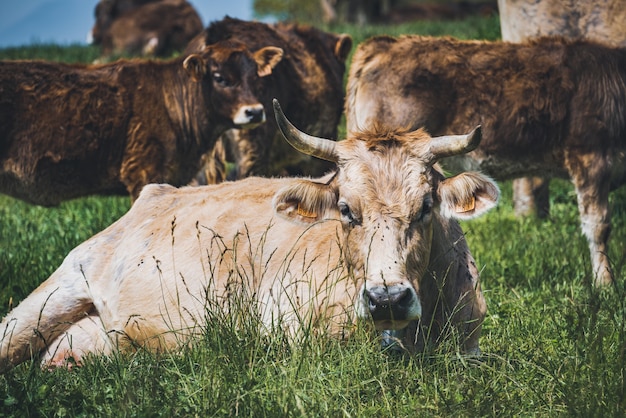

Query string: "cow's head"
[272, 100, 499, 330]
[183, 40, 283, 129]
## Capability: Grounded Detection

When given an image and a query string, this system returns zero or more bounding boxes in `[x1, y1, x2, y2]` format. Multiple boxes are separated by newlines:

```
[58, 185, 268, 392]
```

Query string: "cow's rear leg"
[0, 273, 93, 373]
[40, 314, 113, 370]
[567, 152, 614, 286]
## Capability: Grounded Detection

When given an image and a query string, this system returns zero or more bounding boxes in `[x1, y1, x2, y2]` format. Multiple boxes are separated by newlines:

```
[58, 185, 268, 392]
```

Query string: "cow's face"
[272, 100, 499, 331]
[183, 40, 283, 129]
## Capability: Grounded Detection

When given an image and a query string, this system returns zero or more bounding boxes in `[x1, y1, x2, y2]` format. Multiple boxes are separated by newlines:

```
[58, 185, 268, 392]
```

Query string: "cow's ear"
[334, 34, 353, 62]
[254, 47, 284, 77]
[273, 179, 337, 224]
[183, 54, 206, 82]
[437, 172, 500, 220]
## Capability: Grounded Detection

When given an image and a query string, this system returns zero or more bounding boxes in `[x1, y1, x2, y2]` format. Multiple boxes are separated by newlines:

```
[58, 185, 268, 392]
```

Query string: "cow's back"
[498, 0, 626, 46]
[101, 0, 203, 58]
[76, 178, 352, 343]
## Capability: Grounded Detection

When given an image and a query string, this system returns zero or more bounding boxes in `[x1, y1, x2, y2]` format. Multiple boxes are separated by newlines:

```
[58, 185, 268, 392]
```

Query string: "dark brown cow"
[346, 35, 626, 286]
[0, 40, 283, 206]
[498, 0, 626, 218]
[90, 0, 158, 46]
[0, 101, 498, 372]
[91, 0, 203, 60]
[186, 17, 353, 182]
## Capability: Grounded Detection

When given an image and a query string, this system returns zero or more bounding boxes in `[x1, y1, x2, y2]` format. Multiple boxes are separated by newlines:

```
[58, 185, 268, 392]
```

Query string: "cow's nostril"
[396, 288, 413, 307]
[366, 286, 414, 321]
[245, 108, 264, 122]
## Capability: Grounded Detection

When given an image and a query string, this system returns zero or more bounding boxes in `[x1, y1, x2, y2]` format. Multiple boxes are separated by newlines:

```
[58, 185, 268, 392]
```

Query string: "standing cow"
[498, 0, 626, 218]
[0, 100, 499, 372]
[345, 35, 626, 286]
[93, 0, 203, 61]
[0, 40, 283, 205]
[185, 17, 353, 182]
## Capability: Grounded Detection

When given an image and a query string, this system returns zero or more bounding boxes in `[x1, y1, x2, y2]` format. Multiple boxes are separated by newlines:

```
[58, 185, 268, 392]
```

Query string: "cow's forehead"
[335, 134, 435, 215]
[203, 41, 253, 64]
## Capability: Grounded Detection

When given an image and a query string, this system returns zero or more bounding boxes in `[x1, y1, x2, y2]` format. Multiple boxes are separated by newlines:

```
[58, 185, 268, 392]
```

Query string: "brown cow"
[91, 0, 203, 60]
[0, 100, 499, 372]
[90, 0, 159, 46]
[0, 40, 283, 206]
[498, 0, 626, 218]
[345, 35, 626, 287]
[186, 17, 352, 183]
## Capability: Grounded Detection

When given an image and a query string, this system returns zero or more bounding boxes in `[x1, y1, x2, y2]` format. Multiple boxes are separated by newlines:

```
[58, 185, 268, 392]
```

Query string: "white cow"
[0, 101, 499, 372]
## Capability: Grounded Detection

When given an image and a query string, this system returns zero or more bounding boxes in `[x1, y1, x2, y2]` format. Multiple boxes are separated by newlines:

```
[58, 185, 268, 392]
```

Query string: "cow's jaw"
[232, 104, 266, 128]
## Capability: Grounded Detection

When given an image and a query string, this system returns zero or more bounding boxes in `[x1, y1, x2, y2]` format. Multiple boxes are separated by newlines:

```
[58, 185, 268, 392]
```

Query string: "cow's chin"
[373, 319, 411, 331]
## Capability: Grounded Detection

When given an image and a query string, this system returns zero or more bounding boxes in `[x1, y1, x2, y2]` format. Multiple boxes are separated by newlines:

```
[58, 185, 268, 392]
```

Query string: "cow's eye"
[419, 197, 433, 222]
[213, 73, 227, 86]
[338, 201, 356, 225]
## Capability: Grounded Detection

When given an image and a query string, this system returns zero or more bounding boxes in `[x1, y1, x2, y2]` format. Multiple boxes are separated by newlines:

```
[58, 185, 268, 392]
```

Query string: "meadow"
[1, 15, 625, 417]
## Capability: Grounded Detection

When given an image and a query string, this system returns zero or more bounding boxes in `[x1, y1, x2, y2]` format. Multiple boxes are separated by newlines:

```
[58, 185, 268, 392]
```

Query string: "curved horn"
[273, 99, 338, 162]
[428, 126, 482, 161]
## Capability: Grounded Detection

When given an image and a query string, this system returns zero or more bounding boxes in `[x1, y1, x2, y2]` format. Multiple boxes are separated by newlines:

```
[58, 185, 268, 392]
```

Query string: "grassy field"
[1, 15, 625, 417]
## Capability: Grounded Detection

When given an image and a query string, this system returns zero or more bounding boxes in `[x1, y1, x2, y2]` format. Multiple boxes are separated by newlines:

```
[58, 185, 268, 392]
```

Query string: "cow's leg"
[0, 271, 92, 373]
[566, 152, 614, 286]
[192, 139, 227, 185]
[40, 314, 113, 370]
[513, 177, 550, 218]
[231, 126, 271, 178]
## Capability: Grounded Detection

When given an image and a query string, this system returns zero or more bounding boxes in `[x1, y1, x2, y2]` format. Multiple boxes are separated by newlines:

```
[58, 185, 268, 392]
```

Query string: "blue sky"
[0, 0, 254, 48]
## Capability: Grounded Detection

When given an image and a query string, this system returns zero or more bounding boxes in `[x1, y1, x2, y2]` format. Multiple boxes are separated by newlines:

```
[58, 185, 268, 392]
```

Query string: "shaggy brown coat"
[0, 40, 283, 205]
[498, 0, 626, 218]
[95, 0, 203, 60]
[90, 0, 159, 46]
[345, 35, 626, 286]
[186, 17, 353, 182]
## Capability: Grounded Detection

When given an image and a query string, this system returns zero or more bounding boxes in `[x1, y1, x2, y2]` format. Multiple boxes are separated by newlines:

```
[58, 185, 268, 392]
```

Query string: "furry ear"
[183, 54, 206, 82]
[438, 172, 500, 220]
[254, 46, 284, 77]
[273, 179, 338, 224]
[334, 34, 353, 62]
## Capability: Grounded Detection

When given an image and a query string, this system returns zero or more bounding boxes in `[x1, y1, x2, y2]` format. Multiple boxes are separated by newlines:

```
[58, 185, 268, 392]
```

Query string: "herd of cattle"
[1, 0, 625, 372]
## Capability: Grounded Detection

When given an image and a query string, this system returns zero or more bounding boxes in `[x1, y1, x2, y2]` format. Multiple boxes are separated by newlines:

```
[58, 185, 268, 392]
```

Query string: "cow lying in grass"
[0, 100, 499, 372]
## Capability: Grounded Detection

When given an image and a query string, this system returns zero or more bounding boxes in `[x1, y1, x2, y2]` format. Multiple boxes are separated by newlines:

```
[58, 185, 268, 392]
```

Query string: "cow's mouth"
[381, 329, 407, 352]
[235, 121, 264, 130]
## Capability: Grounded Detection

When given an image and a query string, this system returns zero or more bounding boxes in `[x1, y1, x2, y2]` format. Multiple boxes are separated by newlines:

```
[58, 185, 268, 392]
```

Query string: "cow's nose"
[366, 285, 415, 321]
[245, 107, 265, 123]
[233, 105, 266, 127]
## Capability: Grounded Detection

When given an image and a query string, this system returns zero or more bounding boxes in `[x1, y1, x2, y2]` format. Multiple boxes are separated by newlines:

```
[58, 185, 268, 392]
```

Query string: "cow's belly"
[441, 152, 569, 180]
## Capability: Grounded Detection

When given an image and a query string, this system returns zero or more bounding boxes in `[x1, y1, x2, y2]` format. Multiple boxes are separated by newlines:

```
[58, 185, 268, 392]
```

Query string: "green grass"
[1, 16, 626, 417]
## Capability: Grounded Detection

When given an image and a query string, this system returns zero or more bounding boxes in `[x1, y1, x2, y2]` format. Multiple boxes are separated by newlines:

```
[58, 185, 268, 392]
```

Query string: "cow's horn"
[273, 99, 338, 162]
[428, 126, 482, 161]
